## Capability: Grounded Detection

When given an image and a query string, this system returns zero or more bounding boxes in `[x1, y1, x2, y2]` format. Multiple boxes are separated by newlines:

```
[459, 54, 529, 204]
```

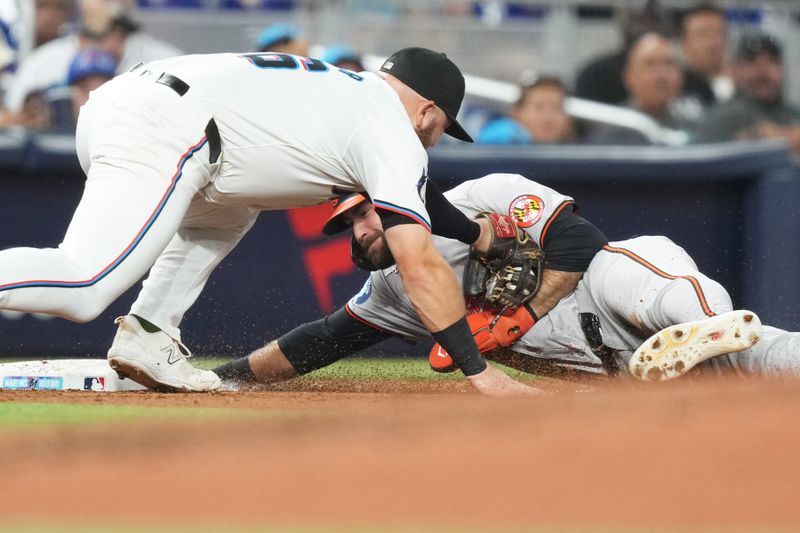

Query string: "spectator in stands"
[0, 0, 78, 130]
[679, 3, 732, 105]
[1, 0, 180, 125]
[255, 22, 309, 56]
[0, 0, 75, 118]
[67, 48, 116, 125]
[0, 47, 118, 132]
[693, 33, 800, 153]
[575, 0, 669, 105]
[589, 32, 688, 145]
[477, 76, 574, 145]
[31, 47, 119, 132]
[35, 0, 75, 48]
[0, 17, 15, 73]
[87, 4, 179, 69]
[0, 90, 51, 129]
[321, 43, 364, 72]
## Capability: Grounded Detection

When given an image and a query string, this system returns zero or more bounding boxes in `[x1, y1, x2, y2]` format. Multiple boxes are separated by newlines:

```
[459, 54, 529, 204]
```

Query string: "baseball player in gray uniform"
[214, 173, 800, 385]
[0, 48, 538, 396]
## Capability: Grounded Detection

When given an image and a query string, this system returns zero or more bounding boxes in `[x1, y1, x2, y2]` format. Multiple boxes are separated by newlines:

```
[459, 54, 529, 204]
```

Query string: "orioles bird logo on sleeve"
[509, 195, 544, 228]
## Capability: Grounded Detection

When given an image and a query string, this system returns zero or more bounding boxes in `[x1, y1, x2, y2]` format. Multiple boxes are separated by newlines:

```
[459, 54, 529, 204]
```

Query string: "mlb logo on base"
[83, 377, 105, 391]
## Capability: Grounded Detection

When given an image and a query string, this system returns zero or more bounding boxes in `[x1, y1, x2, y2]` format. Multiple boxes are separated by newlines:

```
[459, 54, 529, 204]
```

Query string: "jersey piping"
[372, 199, 431, 232]
[602, 244, 716, 317]
[0, 135, 209, 292]
[344, 302, 412, 340]
[539, 200, 574, 246]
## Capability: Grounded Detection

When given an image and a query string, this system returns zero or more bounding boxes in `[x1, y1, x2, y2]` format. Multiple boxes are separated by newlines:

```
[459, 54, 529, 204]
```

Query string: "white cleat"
[629, 310, 762, 382]
[107, 315, 221, 392]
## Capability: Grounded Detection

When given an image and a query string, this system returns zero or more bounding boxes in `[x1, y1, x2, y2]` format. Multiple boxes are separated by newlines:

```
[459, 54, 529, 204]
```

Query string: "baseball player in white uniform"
[0, 48, 538, 396]
[213, 173, 800, 385]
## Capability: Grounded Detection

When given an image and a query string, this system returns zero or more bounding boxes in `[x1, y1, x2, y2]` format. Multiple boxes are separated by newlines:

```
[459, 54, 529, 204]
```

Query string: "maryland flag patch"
[509, 195, 544, 228]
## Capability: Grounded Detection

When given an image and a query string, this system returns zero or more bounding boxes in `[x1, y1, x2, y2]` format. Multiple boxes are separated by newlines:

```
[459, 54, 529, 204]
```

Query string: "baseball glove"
[476, 212, 521, 261]
[463, 212, 544, 309]
[484, 238, 544, 308]
[463, 247, 492, 298]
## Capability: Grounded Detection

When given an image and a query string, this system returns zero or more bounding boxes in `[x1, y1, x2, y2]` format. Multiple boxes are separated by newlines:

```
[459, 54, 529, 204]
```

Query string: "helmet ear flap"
[351, 235, 380, 271]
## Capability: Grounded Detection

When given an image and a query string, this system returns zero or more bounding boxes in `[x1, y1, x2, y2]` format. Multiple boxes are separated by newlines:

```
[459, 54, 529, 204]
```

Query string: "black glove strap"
[579, 312, 619, 376]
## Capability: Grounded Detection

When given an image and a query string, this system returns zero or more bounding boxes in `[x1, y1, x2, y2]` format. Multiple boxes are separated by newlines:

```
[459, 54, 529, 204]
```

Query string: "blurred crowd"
[480, 1, 799, 152]
[0, 0, 181, 130]
[0, 0, 797, 153]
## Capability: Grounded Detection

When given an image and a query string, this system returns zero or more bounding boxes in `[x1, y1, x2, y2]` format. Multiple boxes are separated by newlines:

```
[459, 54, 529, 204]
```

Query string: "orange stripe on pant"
[602, 245, 716, 317]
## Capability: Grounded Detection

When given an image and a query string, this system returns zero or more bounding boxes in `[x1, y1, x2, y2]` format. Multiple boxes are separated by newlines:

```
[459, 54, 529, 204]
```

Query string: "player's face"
[345, 202, 395, 269]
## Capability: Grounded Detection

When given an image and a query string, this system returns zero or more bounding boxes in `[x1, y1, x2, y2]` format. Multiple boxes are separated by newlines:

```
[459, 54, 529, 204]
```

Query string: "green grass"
[0, 402, 258, 431]
[307, 358, 460, 379]
[196, 355, 533, 380]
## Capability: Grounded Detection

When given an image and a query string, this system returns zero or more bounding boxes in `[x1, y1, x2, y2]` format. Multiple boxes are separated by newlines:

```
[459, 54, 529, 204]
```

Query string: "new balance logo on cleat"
[163, 345, 183, 365]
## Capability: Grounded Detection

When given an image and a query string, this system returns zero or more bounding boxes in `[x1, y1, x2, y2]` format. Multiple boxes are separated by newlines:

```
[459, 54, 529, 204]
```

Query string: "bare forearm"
[384, 223, 466, 331]
[528, 269, 583, 318]
[472, 216, 492, 253]
[248, 340, 299, 382]
[213, 339, 298, 384]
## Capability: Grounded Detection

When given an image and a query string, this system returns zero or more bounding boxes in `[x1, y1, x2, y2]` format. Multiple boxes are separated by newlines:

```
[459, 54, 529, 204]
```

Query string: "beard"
[414, 122, 438, 148]
[364, 233, 396, 270]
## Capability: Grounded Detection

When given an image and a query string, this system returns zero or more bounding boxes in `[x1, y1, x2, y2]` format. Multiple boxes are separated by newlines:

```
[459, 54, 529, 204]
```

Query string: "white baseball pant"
[580, 236, 800, 376]
[0, 72, 218, 322]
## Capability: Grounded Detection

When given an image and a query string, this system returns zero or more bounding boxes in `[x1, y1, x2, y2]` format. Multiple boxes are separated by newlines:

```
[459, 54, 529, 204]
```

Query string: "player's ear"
[414, 100, 437, 129]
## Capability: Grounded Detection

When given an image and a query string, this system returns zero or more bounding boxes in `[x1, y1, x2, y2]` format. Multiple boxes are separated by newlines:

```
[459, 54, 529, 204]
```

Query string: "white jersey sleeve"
[444, 173, 574, 246]
[345, 112, 431, 231]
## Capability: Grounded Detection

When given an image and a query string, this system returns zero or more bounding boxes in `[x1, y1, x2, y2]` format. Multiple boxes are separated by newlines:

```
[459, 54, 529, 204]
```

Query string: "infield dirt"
[2, 375, 799, 531]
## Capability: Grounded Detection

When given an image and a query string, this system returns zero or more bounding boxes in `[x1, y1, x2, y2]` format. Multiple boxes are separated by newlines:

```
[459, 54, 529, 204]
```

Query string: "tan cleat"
[629, 310, 762, 382]
[107, 315, 221, 392]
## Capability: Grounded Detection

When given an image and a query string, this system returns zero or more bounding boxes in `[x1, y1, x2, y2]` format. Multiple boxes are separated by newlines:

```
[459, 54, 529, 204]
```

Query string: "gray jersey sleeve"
[444, 173, 575, 246]
[345, 268, 429, 340]
[346, 235, 472, 339]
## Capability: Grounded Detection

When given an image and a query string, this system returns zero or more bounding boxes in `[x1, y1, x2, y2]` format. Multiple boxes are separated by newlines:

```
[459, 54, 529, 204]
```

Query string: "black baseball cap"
[736, 33, 782, 62]
[380, 47, 473, 143]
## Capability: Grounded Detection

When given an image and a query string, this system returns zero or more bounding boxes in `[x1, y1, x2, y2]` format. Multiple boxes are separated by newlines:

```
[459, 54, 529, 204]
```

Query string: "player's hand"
[471, 212, 519, 259]
[466, 365, 545, 397]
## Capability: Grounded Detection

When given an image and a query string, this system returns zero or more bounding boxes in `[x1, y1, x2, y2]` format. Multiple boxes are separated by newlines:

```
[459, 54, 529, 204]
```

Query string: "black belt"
[129, 63, 221, 164]
[154, 72, 190, 96]
[579, 312, 620, 377]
